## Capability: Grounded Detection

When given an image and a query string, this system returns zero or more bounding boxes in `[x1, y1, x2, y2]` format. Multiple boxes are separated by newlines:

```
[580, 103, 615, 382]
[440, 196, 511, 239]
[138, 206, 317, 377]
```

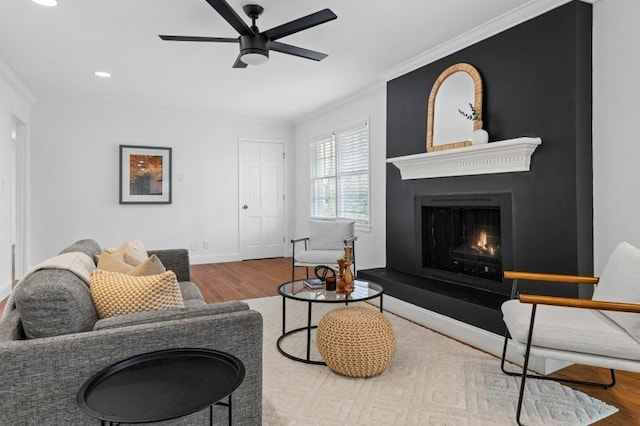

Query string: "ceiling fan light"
[241, 52, 269, 66]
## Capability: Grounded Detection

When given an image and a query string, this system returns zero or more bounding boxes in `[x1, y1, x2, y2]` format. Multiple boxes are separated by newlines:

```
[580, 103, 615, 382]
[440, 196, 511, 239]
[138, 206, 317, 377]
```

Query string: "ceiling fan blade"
[262, 9, 337, 41]
[270, 41, 328, 61]
[232, 55, 248, 68]
[159, 35, 238, 43]
[205, 0, 252, 36]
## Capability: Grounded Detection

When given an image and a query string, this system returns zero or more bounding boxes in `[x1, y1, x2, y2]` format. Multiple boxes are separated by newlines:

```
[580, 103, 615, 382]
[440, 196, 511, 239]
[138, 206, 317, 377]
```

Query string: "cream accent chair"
[501, 241, 640, 425]
[291, 220, 357, 281]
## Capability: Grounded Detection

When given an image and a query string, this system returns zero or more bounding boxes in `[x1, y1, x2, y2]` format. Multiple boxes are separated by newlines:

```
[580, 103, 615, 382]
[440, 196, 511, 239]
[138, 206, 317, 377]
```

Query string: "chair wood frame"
[499, 271, 640, 425]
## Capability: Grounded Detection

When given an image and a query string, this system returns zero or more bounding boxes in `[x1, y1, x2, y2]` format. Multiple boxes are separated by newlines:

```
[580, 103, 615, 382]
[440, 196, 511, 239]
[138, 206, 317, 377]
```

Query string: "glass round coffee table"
[277, 279, 384, 364]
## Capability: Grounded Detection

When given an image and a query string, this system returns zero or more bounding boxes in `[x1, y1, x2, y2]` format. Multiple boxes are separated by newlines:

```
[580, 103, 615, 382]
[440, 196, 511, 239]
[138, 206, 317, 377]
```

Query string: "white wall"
[592, 0, 640, 272]
[293, 85, 387, 270]
[0, 64, 31, 299]
[29, 101, 294, 265]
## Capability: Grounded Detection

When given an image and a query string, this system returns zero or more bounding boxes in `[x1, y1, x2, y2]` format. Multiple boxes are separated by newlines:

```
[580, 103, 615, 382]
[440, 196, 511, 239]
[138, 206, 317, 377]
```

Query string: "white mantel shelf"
[386, 137, 542, 180]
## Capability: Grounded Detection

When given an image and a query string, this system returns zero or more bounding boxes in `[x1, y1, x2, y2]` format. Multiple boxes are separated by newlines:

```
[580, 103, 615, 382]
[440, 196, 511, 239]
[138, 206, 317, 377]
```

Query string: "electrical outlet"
[178, 173, 184, 183]
[203, 240, 210, 249]
[189, 242, 198, 251]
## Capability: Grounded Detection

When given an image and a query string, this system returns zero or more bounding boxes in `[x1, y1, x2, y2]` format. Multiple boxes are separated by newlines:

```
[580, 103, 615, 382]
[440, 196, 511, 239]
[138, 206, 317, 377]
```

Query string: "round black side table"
[77, 348, 245, 426]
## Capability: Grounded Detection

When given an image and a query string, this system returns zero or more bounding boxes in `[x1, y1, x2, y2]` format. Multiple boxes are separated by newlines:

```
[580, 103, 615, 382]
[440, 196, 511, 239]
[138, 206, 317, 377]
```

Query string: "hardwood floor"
[1, 257, 638, 423]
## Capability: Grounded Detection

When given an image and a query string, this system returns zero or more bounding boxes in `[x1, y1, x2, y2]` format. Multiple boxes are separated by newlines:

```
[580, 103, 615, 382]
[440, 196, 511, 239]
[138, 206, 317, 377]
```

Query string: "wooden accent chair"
[501, 241, 640, 425]
[291, 220, 356, 281]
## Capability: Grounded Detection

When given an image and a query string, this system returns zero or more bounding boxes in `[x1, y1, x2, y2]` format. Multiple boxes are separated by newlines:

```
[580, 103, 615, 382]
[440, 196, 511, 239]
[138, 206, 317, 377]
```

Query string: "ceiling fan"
[159, 0, 337, 68]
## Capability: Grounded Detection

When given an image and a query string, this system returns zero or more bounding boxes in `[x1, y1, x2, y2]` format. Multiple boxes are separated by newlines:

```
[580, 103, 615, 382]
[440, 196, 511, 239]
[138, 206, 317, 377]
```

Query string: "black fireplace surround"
[358, 2, 593, 335]
[417, 194, 513, 297]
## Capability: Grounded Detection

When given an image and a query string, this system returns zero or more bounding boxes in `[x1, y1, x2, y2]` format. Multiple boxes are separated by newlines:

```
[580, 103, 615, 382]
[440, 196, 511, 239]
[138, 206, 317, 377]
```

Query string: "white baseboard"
[189, 252, 242, 265]
[369, 295, 570, 375]
[0, 280, 11, 303]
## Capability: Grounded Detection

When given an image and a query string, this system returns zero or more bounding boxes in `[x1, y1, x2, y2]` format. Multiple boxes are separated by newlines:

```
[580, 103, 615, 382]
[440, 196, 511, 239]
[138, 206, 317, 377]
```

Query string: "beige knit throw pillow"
[90, 270, 184, 318]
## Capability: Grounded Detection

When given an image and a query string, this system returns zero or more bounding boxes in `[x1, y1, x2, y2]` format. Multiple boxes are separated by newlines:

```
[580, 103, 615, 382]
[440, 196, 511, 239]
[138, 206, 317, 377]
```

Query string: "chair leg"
[515, 304, 537, 425]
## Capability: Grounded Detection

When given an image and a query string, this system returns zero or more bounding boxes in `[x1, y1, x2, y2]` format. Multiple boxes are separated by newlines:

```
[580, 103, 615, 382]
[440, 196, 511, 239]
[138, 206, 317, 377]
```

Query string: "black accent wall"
[360, 1, 593, 333]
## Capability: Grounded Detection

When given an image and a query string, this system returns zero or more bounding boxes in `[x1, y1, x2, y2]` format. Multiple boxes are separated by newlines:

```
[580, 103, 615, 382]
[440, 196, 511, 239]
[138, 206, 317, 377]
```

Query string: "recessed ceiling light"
[94, 71, 111, 78]
[32, 0, 58, 6]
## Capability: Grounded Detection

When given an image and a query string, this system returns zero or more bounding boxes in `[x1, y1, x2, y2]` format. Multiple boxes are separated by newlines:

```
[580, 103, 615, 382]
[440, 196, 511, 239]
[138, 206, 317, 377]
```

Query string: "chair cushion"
[295, 249, 345, 265]
[592, 241, 640, 343]
[308, 220, 354, 250]
[502, 299, 640, 360]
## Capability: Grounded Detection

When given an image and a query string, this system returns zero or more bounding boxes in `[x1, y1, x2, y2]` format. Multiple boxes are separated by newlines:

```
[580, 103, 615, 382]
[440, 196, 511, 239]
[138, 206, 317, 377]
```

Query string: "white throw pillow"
[308, 220, 355, 250]
[592, 241, 640, 343]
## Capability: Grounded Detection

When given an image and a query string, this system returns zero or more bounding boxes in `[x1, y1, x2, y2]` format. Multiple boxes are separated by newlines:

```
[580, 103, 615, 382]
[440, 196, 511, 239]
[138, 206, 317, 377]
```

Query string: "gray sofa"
[0, 239, 263, 425]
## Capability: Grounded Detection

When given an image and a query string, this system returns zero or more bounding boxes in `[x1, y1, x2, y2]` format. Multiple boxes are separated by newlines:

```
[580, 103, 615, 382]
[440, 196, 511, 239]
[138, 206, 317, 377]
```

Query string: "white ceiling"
[0, 0, 538, 121]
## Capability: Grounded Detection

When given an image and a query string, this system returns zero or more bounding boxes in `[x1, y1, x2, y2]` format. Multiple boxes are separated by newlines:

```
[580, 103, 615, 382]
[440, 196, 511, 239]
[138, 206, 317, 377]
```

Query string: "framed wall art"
[119, 145, 172, 204]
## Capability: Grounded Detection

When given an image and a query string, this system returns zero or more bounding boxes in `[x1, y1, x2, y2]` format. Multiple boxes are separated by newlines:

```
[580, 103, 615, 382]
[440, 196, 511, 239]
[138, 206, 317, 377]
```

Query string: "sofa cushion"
[502, 299, 640, 360]
[14, 269, 98, 339]
[592, 241, 640, 343]
[308, 220, 354, 250]
[92, 301, 249, 331]
[90, 270, 184, 318]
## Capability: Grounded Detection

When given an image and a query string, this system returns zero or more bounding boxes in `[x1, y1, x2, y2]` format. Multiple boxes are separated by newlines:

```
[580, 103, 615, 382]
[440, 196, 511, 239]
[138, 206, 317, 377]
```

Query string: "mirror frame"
[426, 63, 483, 152]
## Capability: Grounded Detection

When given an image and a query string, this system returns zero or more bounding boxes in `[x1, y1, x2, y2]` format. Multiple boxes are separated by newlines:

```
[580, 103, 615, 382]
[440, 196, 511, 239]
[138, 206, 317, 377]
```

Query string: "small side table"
[77, 348, 245, 426]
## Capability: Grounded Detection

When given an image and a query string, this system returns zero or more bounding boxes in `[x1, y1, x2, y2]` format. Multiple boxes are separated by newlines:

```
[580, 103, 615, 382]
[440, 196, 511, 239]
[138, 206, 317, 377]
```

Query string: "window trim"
[309, 118, 370, 225]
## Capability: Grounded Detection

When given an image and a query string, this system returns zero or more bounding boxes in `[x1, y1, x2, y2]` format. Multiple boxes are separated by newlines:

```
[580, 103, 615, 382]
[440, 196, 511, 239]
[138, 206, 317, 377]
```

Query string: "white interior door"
[239, 140, 285, 259]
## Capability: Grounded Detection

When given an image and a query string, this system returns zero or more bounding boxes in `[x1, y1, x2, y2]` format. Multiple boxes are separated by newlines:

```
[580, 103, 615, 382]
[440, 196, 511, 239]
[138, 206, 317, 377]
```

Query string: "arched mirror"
[426, 63, 483, 152]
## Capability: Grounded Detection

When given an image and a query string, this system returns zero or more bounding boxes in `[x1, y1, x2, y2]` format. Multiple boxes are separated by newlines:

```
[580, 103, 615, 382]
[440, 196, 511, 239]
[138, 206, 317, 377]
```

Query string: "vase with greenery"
[459, 103, 488, 145]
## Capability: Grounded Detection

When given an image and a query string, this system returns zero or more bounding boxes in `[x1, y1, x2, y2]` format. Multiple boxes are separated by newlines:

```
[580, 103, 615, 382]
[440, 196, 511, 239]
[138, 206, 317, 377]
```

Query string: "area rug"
[246, 296, 618, 426]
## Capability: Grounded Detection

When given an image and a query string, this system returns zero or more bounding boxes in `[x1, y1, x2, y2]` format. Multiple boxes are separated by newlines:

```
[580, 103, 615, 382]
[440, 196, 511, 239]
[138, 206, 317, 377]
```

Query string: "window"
[310, 120, 369, 223]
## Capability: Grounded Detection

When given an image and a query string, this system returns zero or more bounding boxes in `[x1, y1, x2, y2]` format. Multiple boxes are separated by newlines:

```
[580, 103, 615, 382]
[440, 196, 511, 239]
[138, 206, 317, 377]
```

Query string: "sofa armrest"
[147, 249, 191, 282]
[0, 309, 263, 425]
[93, 301, 249, 331]
[0, 309, 23, 341]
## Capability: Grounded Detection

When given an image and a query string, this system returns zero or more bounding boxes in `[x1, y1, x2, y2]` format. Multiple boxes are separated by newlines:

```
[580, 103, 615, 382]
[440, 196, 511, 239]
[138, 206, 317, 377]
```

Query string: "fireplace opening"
[423, 207, 502, 281]
[416, 194, 512, 296]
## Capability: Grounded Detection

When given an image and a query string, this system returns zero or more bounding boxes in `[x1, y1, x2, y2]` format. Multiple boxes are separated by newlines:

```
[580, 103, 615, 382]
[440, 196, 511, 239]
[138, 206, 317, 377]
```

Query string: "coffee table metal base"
[277, 296, 384, 364]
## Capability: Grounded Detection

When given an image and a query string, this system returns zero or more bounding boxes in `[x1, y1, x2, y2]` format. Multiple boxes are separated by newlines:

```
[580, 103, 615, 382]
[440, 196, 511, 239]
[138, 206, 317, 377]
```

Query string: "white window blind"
[310, 120, 369, 223]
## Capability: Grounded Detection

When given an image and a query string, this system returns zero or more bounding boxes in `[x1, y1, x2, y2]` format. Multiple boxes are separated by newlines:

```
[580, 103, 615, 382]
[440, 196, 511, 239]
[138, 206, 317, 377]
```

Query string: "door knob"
[242, 205, 248, 209]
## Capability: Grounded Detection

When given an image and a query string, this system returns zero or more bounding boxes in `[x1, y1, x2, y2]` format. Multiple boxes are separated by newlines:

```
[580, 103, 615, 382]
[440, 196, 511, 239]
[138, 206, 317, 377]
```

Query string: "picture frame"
[119, 145, 172, 204]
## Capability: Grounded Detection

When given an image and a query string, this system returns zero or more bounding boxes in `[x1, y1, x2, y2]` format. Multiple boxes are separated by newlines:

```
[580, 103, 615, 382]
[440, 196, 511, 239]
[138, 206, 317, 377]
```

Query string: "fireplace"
[415, 193, 513, 296]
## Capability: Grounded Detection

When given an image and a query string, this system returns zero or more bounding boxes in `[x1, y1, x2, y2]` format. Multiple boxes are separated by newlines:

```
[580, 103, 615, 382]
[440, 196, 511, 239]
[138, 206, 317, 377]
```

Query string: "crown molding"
[0, 56, 36, 104]
[379, 0, 578, 82]
[294, 82, 385, 126]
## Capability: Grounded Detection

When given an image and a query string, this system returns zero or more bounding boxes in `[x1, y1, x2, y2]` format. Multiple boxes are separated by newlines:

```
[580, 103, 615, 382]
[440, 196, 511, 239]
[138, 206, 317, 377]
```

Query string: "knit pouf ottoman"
[316, 306, 396, 377]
